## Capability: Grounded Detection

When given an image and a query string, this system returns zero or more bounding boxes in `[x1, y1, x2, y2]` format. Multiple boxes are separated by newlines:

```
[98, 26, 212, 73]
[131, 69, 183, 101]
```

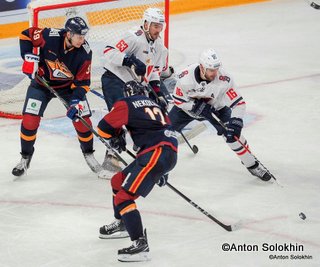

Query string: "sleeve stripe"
[19, 33, 31, 41]
[103, 47, 113, 54]
[236, 101, 246, 106]
[230, 97, 243, 109]
[172, 94, 186, 103]
[97, 127, 112, 139]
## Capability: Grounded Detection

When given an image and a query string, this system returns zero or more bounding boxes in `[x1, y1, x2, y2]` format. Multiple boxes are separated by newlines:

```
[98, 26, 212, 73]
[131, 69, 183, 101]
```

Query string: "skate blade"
[97, 170, 112, 180]
[230, 220, 243, 231]
[102, 162, 122, 173]
[99, 231, 129, 239]
[118, 252, 151, 262]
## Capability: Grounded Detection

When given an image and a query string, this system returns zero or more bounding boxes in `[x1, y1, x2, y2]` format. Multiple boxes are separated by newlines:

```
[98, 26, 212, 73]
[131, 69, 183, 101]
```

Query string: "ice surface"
[0, 0, 319, 266]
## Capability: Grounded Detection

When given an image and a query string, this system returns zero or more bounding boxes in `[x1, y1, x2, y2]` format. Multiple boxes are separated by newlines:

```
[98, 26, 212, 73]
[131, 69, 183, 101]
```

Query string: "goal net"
[0, 0, 169, 119]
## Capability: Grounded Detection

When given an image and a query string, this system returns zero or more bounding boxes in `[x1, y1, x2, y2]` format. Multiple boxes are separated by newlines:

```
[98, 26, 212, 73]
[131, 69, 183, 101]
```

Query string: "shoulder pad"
[82, 41, 91, 54]
[48, 28, 61, 37]
[134, 29, 144, 36]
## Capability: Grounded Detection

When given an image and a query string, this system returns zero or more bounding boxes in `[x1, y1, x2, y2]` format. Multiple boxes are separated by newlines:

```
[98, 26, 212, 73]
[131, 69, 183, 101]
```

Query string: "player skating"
[12, 17, 109, 178]
[97, 81, 178, 262]
[169, 48, 272, 181]
[100, 7, 171, 169]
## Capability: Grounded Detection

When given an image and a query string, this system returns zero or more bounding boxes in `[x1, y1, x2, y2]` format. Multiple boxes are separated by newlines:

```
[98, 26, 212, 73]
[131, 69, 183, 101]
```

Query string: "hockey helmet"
[142, 8, 165, 25]
[65, 17, 89, 35]
[199, 49, 222, 70]
[123, 81, 148, 97]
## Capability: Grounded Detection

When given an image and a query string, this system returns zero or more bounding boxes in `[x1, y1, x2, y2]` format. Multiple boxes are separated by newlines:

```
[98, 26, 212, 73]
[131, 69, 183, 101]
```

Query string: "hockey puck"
[299, 212, 306, 220]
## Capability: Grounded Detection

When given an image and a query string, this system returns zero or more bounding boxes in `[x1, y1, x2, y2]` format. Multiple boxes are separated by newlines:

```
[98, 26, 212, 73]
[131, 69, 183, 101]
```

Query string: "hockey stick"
[90, 88, 105, 99]
[208, 112, 281, 185]
[36, 74, 128, 166]
[122, 146, 238, 231]
[85, 83, 140, 160]
[166, 182, 240, 231]
[179, 131, 199, 154]
[307, 0, 320, 9]
[131, 66, 200, 154]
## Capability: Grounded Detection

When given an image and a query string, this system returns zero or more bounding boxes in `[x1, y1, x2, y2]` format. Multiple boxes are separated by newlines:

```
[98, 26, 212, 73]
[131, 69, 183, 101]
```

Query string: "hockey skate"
[247, 161, 272, 181]
[83, 151, 103, 173]
[99, 219, 129, 239]
[118, 229, 150, 262]
[101, 152, 122, 173]
[12, 153, 33, 177]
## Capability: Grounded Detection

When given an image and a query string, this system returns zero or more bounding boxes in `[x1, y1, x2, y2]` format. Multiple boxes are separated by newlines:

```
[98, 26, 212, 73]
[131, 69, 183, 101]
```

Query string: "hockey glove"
[209, 107, 231, 136]
[66, 99, 84, 121]
[225, 117, 243, 143]
[109, 130, 126, 153]
[22, 53, 39, 79]
[149, 90, 168, 110]
[149, 81, 168, 110]
[190, 99, 212, 118]
[157, 174, 168, 187]
[123, 54, 146, 77]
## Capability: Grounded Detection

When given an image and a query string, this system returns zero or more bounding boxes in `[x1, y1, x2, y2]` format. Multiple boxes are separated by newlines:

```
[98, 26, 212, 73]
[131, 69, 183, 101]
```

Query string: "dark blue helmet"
[65, 17, 89, 35]
[123, 81, 148, 97]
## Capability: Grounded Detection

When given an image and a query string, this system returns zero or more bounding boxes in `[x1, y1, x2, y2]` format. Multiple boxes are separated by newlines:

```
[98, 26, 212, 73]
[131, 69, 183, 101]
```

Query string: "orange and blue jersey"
[97, 95, 178, 155]
[19, 27, 92, 98]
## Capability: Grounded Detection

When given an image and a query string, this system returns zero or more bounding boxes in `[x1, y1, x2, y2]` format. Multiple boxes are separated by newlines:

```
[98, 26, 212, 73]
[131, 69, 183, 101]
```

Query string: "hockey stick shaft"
[131, 66, 199, 154]
[121, 145, 232, 230]
[166, 182, 233, 231]
[86, 85, 139, 160]
[179, 131, 198, 154]
[36, 75, 128, 166]
[90, 88, 105, 100]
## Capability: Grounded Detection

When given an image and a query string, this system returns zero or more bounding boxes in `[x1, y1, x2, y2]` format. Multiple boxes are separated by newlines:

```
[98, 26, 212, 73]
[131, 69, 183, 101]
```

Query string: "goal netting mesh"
[0, 0, 168, 119]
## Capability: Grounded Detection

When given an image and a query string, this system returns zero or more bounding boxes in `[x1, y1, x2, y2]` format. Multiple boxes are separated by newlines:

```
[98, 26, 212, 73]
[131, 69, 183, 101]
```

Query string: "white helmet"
[142, 8, 165, 25]
[199, 49, 222, 69]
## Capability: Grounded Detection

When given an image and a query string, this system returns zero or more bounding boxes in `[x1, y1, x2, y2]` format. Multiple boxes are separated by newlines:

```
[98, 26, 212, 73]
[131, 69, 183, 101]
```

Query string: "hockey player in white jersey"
[99, 7, 169, 172]
[101, 7, 168, 111]
[169, 48, 272, 181]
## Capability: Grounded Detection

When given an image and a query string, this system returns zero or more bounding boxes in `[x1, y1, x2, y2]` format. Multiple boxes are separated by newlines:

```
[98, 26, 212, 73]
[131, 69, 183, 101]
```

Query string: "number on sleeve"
[226, 88, 238, 100]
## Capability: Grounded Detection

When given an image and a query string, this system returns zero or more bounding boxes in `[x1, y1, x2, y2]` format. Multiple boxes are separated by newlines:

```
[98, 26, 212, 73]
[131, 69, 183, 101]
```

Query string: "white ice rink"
[0, 0, 320, 266]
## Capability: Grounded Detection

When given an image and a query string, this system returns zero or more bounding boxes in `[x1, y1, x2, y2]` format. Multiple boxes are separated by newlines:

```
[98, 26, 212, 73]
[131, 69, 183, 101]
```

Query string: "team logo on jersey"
[82, 42, 91, 54]
[199, 81, 206, 92]
[116, 39, 128, 52]
[49, 29, 60, 37]
[45, 59, 74, 80]
[135, 30, 143, 36]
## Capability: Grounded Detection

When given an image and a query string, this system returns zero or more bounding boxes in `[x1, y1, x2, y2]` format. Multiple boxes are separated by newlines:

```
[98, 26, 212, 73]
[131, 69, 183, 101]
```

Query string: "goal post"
[0, 0, 169, 119]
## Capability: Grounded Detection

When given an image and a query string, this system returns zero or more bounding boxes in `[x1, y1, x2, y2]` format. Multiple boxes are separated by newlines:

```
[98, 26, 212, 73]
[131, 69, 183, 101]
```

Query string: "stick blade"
[230, 220, 243, 231]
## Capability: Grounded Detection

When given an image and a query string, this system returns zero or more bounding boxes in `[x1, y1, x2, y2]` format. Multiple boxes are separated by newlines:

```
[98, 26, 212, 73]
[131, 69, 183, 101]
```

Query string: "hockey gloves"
[22, 54, 39, 79]
[66, 99, 83, 121]
[149, 90, 168, 110]
[225, 117, 243, 143]
[148, 81, 168, 110]
[190, 99, 212, 119]
[109, 130, 127, 153]
[123, 54, 146, 77]
[157, 174, 168, 187]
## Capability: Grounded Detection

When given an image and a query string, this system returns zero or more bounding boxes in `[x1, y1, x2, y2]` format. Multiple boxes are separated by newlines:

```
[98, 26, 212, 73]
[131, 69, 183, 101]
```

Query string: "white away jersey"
[103, 26, 168, 83]
[172, 64, 246, 119]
